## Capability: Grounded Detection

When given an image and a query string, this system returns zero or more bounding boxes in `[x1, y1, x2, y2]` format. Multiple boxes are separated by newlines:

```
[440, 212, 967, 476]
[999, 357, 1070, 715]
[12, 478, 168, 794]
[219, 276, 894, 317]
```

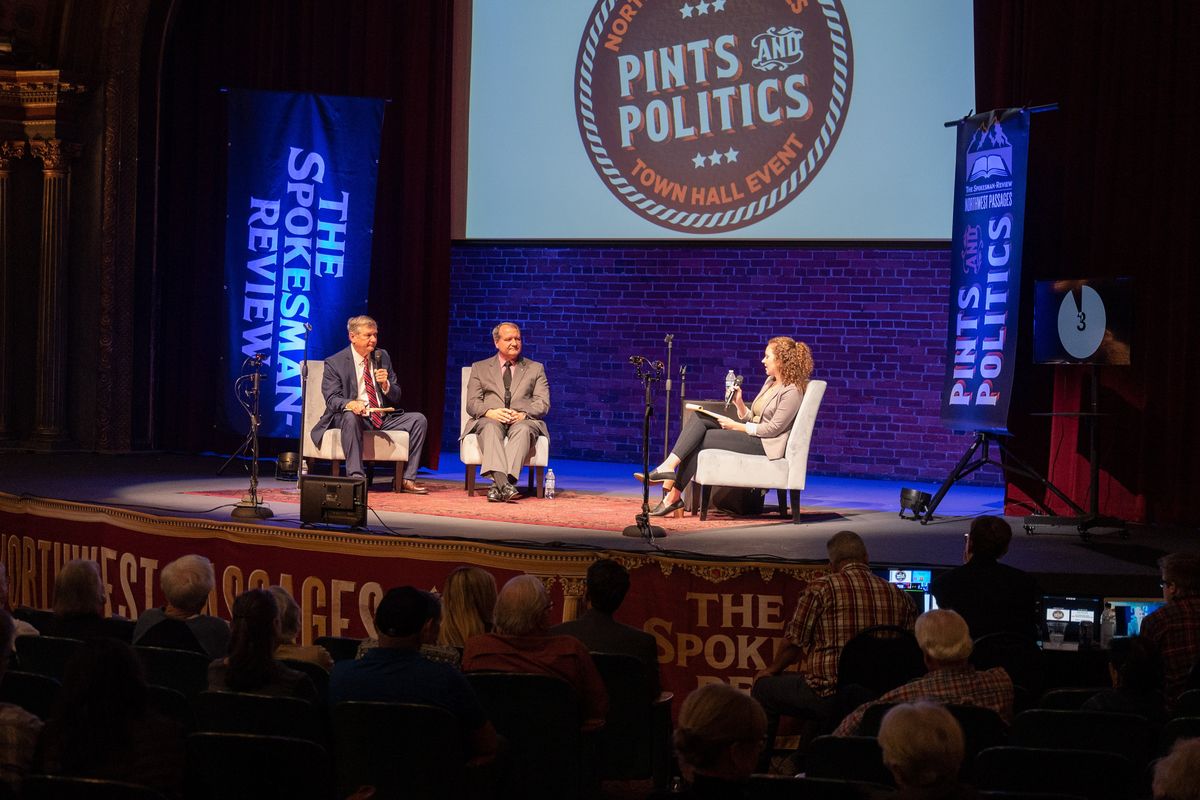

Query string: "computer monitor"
[878, 568, 939, 613]
[1103, 597, 1165, 638]
[1041, 594, 1103, 647]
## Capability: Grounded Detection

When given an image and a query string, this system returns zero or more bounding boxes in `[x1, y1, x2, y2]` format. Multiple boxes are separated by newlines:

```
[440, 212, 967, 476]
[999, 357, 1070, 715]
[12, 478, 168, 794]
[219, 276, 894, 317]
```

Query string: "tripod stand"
[230, 354, 274, 520]
[623, 356, 666, 539]
[920, 429, 1080, 526]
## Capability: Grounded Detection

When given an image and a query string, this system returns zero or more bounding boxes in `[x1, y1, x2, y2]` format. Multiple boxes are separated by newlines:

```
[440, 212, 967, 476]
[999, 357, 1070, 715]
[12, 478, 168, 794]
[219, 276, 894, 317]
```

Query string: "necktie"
[503, 362, 512, 408]
[362, 358, 383, 429]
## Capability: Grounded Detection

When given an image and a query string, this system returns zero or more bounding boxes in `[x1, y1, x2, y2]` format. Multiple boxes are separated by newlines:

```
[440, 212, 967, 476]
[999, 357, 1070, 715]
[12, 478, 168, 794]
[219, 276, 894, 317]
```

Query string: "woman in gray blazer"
[639, 337, 814, 516]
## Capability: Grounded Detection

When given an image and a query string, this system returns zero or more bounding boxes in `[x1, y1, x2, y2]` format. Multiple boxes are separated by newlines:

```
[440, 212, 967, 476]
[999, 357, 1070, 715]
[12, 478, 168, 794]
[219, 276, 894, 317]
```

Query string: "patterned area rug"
[190, 480, 832, 533]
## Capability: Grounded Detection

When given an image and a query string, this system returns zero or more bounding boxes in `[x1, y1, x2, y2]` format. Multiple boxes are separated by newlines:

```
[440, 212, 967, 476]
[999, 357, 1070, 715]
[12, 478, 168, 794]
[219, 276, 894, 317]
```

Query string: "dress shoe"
[498, 483, 520, 503]
[648, 497, 685, 516]
[633, 470, 677, 484]
[487, 484, 503, 502]
[401, 480, 429, 494]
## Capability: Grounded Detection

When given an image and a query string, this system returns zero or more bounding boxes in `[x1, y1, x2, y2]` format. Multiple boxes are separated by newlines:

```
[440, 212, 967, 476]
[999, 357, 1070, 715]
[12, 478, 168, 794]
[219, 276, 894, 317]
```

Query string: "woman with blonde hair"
[639, 337, 814, 516]
[438, 566, 498, 649]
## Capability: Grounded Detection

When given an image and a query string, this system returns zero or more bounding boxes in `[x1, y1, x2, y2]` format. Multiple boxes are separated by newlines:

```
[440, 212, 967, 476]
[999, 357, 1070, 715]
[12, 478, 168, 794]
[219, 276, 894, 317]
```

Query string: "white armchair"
[693, 380, 826, 523]
[459, 366, 550, 496]
[301, 360, 410, 492]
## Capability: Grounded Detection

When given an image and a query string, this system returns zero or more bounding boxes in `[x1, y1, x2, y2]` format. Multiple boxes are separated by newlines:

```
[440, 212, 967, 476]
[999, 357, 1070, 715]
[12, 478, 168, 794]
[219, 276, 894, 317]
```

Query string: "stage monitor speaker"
[300, 476, 366, 528]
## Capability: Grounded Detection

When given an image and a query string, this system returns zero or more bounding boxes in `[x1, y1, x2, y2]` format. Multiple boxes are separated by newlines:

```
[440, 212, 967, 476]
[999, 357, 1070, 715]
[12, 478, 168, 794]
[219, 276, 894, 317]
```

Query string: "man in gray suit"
[310, 315, 428, 492]
[463, 322, 549, 502]
[551, 558, 660, 695]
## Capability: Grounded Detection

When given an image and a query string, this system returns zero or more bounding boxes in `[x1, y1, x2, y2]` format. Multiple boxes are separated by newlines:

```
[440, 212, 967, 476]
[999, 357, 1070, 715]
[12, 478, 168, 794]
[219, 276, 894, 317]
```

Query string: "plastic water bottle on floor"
[545, 469, 556, 499]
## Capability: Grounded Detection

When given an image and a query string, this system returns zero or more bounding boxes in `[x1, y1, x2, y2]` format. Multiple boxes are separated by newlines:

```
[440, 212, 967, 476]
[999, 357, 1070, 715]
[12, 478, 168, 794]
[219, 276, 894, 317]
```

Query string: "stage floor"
[0, 450, 1189, 597]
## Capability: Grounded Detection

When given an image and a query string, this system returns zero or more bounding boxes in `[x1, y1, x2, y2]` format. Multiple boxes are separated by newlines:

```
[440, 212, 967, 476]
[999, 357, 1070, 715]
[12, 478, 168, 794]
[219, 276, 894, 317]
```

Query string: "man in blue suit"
[310, 315, 428, 493]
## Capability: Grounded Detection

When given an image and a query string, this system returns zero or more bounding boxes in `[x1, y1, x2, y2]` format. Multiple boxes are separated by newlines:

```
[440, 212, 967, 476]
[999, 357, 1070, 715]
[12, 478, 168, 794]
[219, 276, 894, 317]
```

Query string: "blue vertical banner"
[940, 109, 1029, 433]
[224, 89, 386, 438]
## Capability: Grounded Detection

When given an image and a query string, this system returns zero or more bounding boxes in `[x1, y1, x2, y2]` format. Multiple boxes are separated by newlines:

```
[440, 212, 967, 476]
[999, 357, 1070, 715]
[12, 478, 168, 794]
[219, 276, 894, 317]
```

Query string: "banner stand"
[924, 104, 1063, 526]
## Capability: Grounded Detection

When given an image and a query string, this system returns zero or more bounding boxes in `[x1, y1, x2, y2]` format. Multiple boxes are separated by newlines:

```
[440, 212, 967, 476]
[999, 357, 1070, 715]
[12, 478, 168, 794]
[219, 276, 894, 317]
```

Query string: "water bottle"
[724, 369, 736, 402]
[544, 469, 556, 499]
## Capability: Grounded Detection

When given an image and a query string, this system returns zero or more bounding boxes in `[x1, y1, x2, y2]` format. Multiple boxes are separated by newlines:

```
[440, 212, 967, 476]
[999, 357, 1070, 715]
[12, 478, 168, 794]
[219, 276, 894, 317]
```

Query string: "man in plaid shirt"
[752, 531, 917, 763]
[832, 608, 1013, 735]
[1141, 552, 1200, 706]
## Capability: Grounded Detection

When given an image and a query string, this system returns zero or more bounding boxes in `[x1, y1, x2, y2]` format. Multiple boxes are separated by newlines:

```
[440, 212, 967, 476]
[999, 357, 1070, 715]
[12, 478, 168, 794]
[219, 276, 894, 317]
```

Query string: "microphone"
[724, 374, 744, 406]
[372, 350, 381, 369]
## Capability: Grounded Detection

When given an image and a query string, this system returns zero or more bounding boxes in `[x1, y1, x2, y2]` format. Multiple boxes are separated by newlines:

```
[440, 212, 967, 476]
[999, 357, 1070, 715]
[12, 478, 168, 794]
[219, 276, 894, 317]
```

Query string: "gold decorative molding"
[0, 139, 25, 169]
[28, 138, 81, 171]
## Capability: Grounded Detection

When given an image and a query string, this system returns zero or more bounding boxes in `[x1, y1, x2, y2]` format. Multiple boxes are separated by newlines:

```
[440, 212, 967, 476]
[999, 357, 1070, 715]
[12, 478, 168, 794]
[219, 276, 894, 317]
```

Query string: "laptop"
[1103, 597, 1166, 639]
[1041, 594, 1104, 650]
[877, 568, 939, 613]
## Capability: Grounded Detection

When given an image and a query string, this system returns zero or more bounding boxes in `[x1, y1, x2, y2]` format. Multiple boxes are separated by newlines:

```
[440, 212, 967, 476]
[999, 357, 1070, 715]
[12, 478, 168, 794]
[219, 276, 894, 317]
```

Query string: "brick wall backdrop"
[442, 242, 1002, 486]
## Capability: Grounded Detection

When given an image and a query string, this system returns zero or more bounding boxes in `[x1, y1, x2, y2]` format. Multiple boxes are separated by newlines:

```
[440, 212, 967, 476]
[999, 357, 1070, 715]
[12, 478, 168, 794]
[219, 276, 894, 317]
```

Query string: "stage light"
[899, 488, 932, 521]
[275, 452, 299, 481]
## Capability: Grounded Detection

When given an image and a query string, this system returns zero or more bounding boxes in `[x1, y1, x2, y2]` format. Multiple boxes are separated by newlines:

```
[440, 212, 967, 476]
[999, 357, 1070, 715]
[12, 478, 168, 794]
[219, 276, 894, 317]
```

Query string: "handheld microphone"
[372, 350, 382, 369]
[724, 374, 744, 406]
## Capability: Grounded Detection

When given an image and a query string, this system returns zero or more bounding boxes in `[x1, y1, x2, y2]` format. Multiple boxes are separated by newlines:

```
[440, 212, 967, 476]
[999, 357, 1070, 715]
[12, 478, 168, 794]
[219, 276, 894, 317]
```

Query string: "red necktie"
[362, 358, 383, 429]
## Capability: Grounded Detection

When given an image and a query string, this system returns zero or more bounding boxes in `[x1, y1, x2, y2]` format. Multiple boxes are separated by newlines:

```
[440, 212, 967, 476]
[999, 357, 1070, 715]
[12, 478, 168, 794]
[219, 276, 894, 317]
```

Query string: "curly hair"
[768, 337, 814, 389]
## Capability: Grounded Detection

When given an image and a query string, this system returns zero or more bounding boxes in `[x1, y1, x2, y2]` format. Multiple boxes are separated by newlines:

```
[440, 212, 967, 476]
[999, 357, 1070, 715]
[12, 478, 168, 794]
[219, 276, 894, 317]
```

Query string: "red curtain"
[976, 0, 1200, 524]
[152, 0, 451, 467]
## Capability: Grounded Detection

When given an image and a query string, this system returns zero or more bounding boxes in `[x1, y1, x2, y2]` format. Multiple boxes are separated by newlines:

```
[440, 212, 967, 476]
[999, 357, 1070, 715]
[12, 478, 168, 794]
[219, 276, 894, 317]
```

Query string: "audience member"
[1142, 553, 1200, 705]
[877, 701, 977, 799]
[438, 565, 498, 650]
[267, 586, 333, 672]
[463, 575, 608, 729]
[132, 554, 229, 657]
[0, 609, 42, 791]
[1153, 737, 1200, 800]
[752, 532, 917, 759]
[1081, 635, 1167, 726]
[551, 558, 661, 694]
[833, 609, 1013, 736]
[0, 564, 37, 649]
[207, 589, 317, 702]
[670, 683, 766, 799]
[43, 559, 130, 641]
[34, 638, 185, 797]
[330, 586, 498, 764]
[929, 516, 1040, 640]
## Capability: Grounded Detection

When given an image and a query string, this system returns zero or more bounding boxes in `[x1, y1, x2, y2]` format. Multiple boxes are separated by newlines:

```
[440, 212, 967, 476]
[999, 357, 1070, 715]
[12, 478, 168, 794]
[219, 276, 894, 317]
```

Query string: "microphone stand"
[663, 334, 673, 459]
[624, 357, 666, 539]
[232, 354, 274, 519]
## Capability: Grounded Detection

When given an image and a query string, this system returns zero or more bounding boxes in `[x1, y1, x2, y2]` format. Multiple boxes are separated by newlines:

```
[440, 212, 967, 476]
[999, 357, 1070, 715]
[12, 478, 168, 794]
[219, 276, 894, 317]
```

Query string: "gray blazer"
[461, 355, 550, 439]
[746, 382, 803, 459]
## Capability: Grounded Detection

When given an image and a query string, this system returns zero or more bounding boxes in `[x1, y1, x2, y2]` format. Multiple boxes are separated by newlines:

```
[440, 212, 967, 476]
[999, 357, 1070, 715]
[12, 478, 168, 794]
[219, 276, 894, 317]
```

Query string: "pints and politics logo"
[575, 0, 853, 234]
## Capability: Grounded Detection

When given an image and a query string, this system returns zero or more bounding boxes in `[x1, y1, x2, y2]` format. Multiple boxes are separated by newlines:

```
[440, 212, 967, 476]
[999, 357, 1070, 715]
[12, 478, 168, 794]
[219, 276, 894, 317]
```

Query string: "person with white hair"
[1153, 737, 1200, 800]
[832, 609, 1013, 736]
[878, 701, 971, 798]
[309, 314, 429, 492]
[133, 554, 230, 657]
[672, 683, 767, 796]
[462, 574, 607, 729]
